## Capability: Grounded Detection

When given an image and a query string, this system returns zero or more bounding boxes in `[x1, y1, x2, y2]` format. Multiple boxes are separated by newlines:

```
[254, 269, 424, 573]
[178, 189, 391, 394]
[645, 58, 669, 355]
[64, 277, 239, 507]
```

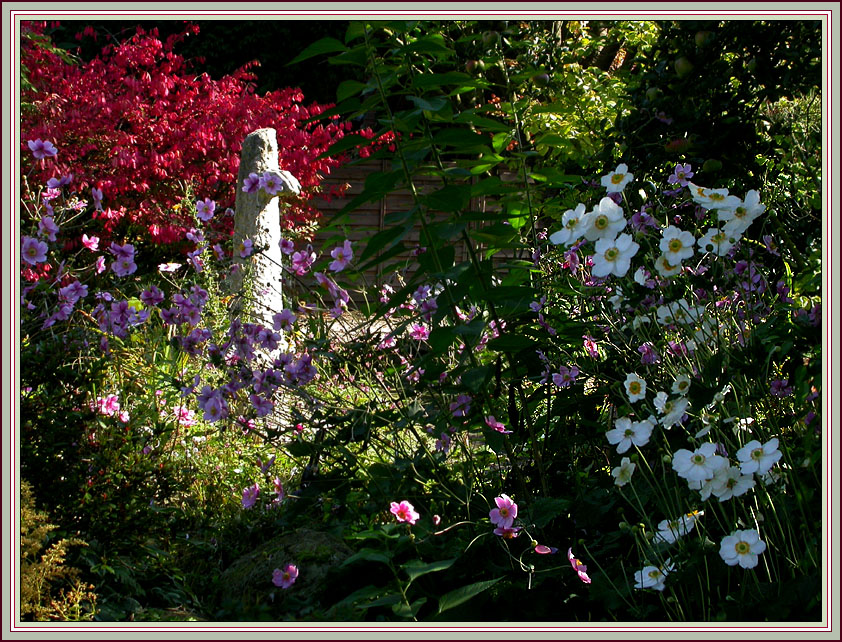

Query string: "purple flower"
[485, 415, 512, 434]
[196, 198, 216, 222]
[186, 228, 205, 244]
[638, 342, 661, 365]
[259, 171, 284, 195]
[27, 139, 58, 159]
[329, 239, 353, 273]
[237, 239, 253, 259]
[489, 494, 517, 529]
[47, 175, 72, 189]
[583, 335, 599, 358]
[58, 280, 87, 305]
[21, 236, 48, 265]
[272, 308, 297, 332]
[770, 379, 793, 397]
[250, 394, 274, 417]
[82, 234, 99, 251]
[552, 365, 579, 388]
[272, 564, 299, 589]
[92, 187, 103, 211]
[668, 163, 694, 186]
[279, 238, 295, 255]
[242, 172, 260, 193]
[289, 245, 316, 276]
[38, 216, 59, 241]
[242, 483, 259, 509]
[449, 394, 472, 418]
[111, 257, 137, 277]
[410, 323, 429, 341]
[109, 242, 135, 261]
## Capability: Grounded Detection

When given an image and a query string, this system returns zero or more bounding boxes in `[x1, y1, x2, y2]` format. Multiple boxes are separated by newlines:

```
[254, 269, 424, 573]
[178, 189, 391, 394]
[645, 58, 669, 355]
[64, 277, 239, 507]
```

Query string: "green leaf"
[425, 184, 472, 212]
[337, 80, 368, 102]
[453, 111, 510, 132]
[317, 134, 371, 160]
[530, 497, 570, 528]
[284, 441, 311, 458]
[288, 37, 348, 65]
[402, 35, 453, 57]
[428, 326, 458, 353]
[433, 128, 490, 151]
[344, 22, 368, 44]
[461, 365, 492, 394]
[358, 225, 410, 264]
[360, 593, 403, 609]
[437, 578, 502, 614]
[402, 558, 457, 584]
[342, 547, 392, 567]
[492, 132, 512, 153]
[392, 597, 427, 618]
[407, 95, 449, 113]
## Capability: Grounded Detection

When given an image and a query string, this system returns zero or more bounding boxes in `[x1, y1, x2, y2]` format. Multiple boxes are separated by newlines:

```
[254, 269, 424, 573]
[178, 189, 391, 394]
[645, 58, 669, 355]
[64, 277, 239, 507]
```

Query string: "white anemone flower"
[710, 465, 756, 501]
[606, 416, 654, 454]
[653, 391, 669, 413]
[672, 375, 691, 396]
[687, 182, 741, 210]
[591, 233, 639, 278]
[688, 475, 717, 501]
[624, 372, 647, 403]
[601, 163, 634, 193]
[633, 559, 674, 591]
[654, 253, 683, 278]
[653, 511, 702, 544]
[659, 226, 696, 263]
[611, 457, 636, 487]
[581, 197, 627, 241]
[549, 203, 588, 246]
[661, 396, 690, 429]
[672, 442, 727, 481]
[736, 437, 783, 476]
[698, 227, 741, 256]
[719, 529, 766, 569]
[718, 190, 766, 235]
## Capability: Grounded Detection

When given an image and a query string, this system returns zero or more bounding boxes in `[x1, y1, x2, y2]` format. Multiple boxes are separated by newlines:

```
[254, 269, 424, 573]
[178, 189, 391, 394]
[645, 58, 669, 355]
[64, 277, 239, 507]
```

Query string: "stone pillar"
[230, 128, 286, 333]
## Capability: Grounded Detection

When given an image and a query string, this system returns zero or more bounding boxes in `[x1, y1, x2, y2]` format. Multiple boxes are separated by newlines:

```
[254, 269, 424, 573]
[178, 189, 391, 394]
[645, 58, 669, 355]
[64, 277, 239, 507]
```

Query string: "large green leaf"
[402, 558, 457, 584]
[437, 577, 501, 614]
[336, 79, 368, 102]
[461, 365, 492, 394]
[425, 184, 472, 212]
[288, 37, 348, 65]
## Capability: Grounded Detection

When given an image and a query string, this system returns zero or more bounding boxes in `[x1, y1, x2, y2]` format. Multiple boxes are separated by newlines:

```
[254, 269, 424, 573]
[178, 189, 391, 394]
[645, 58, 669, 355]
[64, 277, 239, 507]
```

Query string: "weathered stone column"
[229, 128, 286, 333]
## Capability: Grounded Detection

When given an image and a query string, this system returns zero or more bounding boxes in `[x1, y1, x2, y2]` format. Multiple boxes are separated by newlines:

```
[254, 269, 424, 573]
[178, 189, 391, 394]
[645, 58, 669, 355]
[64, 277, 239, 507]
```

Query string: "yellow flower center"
[611, 173, 624, 184]
[604, 247, 619, 261]
[668, 238, 684, 253]
[734, 206, 747, 218]
[594, 215, 608, 230]
[751, 448, 764, 461]
[692, 453, 706, 465]
[709, 192, 725, 202]
[624, 428, 635, 438]
[648, 569, 662, 579]
[735, 540, 751, 555]
[629, 382, 641, 395]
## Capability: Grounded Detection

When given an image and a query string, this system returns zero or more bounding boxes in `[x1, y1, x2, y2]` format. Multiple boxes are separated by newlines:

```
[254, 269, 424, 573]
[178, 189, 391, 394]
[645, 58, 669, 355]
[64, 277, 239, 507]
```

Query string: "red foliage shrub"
[20, 22, 352, 243]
